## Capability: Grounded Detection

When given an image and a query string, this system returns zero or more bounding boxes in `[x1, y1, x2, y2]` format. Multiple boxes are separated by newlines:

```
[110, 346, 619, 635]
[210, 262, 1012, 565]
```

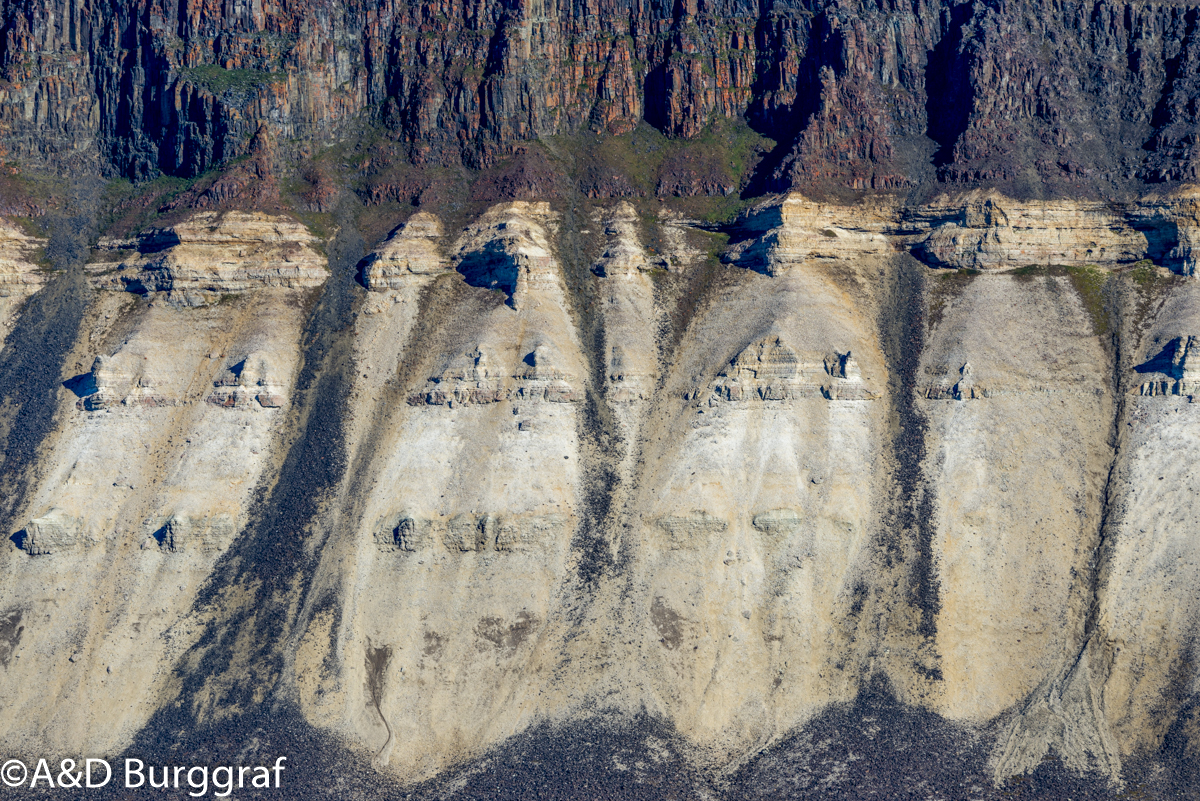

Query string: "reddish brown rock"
[4, 0, 1200, 200]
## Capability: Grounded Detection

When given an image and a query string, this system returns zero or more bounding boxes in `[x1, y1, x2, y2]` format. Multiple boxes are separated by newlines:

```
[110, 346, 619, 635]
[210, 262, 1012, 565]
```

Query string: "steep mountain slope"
[2, 0, 1200, 797]
[0, 191, 1197, 799]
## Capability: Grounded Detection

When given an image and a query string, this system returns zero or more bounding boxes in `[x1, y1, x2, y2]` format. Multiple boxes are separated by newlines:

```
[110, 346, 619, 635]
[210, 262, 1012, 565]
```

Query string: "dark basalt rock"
[2, 0, 1200, 198]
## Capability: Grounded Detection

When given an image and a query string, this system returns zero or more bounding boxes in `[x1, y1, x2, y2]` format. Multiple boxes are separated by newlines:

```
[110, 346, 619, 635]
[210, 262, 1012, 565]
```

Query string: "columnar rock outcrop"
[10, 0, 1200, 198]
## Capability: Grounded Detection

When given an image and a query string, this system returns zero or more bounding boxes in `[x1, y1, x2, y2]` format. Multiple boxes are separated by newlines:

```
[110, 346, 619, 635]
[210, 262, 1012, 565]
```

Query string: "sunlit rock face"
[912, 273, 1118, 780]
[0, 219, 49, 341]
[2, 194, 1200, 797]
[293, 201, 591, 781]
[1089, 282, 1200, 761]
[0, 217, 322, 756]
[89, 211, 327, 305]
[917, 273, 1112, 714]
[360, 212, 450, 291]
[621, 254, 889, 764]
[292, 198, 891, 779]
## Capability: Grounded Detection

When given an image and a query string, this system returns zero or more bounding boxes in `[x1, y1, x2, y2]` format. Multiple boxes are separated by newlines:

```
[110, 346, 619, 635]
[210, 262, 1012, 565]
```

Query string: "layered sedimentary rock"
[360, 212, 450, 290]
[0, 230, 323, 755]
[621, 221, 891, 766]
[2, 194, 1200, 798]
[0, 218, 48, 339]
[294, 200, 590, 779]
[88, 211, 326, 305]
[723, 190, 1200, 278]
[909, 191, 1200, 274]
[9, 1, 1200, 794]
[592, 203, 660, 408]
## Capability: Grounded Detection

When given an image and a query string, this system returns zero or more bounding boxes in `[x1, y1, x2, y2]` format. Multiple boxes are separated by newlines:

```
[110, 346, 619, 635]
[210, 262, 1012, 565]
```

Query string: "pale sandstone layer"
[723, 189, 1200, 276]
[917, 274, 1111, 715]
[0, 213, 325, 754]
[1078, 282, 1200, 762]
[916, 273, 1119, 780]
[0, 218, 49, 342]
[289, 202, 597, 780]
[296, 192, 1200, 787]
[89, 211, 327, 306]
[0, 195, 1198, 792]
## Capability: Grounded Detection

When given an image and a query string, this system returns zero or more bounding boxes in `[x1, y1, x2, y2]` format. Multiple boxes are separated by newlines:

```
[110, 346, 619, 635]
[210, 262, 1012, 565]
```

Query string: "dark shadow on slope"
[87, 705, 408, 801]
[1134, 339, 1180, 374]
[1147, 9, 1195, 135]
[62, 372, 95, 398]
[1137, 695, 1200, 798]
[0, 211, 95, 535]
[739, 10, 835, 197]
[135, 229, 183, 254]
[729, 675, 988, 800]
[729, 675, 1119, 800]
[458, 241, 519, 306]
[419, 713, 711, 801]
[89, 200, 369, 799]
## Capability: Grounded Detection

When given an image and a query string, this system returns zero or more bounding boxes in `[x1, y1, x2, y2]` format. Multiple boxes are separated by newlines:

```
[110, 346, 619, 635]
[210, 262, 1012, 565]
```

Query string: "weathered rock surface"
[89, 211, 327, 305]
[593, 203, 661, 408]
[916, 273, 1113, 768]
[0, 263, 312, 756]
[294, 200, 590, 781]
[360, 212, 449, 290]
[1, 196, 1200, 799]
[21, 508, 82, 555]
[724, 190, 1200, 277]
[13, 0, 1200, 200]
[0, 218, 48, 341]
[0, 218, 46, 292]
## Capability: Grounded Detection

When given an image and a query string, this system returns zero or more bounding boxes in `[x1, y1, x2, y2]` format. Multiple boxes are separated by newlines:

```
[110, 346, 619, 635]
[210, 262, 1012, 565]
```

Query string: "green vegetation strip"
[1064, 264, 1109, 336]
[180, 65, 284, 95]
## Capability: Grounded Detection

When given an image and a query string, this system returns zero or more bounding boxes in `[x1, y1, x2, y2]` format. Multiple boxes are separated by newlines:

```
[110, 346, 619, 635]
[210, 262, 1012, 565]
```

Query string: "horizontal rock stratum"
[0, 194, 1198, 798]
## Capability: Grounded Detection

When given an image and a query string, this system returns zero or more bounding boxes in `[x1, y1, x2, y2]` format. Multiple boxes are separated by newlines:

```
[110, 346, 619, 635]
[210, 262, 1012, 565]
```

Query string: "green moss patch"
[561, 117, 774, 204]
[179, 65, 285, 96]
[1064, 264, 1110, 336]
[97, 175, 197, 239]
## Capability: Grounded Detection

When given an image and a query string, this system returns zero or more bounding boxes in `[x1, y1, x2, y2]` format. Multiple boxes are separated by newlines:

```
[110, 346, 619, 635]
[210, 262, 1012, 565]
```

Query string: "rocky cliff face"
[0, 193, 1198, 799]
[3, 0, 1200, 797]
[5, 0, 1200, 198]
